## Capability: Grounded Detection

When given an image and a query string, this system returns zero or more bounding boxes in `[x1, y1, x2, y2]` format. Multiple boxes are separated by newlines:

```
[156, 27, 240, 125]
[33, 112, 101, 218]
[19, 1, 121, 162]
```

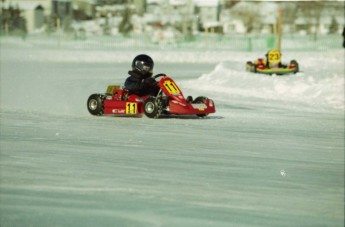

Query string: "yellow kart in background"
[246, 50, 299, 75]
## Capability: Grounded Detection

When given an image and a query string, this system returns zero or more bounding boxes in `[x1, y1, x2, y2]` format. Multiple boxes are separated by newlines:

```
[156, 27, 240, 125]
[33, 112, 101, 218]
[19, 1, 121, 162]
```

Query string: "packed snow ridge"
[188, 61, 344, 110]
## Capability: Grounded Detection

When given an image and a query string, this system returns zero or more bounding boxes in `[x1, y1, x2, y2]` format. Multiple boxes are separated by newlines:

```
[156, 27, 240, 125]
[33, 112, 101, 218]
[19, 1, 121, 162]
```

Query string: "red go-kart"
[87, 74, 216, 118]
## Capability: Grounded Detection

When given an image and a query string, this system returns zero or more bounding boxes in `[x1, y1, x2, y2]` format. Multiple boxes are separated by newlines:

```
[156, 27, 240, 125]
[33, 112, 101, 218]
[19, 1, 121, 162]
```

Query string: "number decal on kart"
[164, 81, 180, 95]
[269, 53, 280, 61]
[126, 102, 137, 114]
[268, 50, 281, 63]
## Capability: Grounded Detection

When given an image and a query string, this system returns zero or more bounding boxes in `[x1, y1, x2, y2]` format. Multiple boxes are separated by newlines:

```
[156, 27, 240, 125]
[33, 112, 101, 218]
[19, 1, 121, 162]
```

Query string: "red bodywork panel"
[103, 89, 145, 115]
[168, 98, 215, 115]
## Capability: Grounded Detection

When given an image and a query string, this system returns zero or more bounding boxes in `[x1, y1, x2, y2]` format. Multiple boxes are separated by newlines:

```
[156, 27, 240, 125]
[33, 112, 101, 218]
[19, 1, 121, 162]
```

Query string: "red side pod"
[103, 100, 127, 114]
[168, 98, 216, 115]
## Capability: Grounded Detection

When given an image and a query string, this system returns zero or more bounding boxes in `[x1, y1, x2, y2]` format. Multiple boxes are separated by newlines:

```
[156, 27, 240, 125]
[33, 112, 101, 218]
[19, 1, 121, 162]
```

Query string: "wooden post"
[4, 22, 9, 37]
[56, 17, 61, 47]
[273, 22, 277, 48]
[277, 8, 282, 51]
[56, 17, 60, 29]
[205, 26, 208, 49]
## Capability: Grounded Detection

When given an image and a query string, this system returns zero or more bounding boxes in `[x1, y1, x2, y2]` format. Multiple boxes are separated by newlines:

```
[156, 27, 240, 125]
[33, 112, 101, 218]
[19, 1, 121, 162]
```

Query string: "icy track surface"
[0, 40, 344, 227]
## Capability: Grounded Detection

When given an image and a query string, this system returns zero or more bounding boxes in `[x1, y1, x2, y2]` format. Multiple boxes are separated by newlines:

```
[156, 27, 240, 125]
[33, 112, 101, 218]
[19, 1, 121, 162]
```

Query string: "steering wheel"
[153, 73, 166, 79]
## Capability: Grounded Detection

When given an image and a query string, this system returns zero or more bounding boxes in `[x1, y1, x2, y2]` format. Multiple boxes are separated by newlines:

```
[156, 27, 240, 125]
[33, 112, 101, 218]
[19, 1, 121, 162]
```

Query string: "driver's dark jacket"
[124, 70, 157, 96]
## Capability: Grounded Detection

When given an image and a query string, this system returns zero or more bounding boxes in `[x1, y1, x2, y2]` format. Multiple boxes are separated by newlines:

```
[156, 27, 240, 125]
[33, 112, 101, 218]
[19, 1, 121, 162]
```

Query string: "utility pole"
[277, 8, 282, 51]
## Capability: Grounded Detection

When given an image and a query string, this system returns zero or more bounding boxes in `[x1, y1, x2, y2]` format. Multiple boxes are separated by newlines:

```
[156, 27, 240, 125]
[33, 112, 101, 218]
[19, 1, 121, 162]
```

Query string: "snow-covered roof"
[230, 2, 257, 13]
[80, 0, 97, 3]
[95, 4, 136, 12]
[261, 15, 276, 24]
[204, 21, 222, 28]
[295, 17, 318, 25]
[147, 0, 165, 4]
[319, 16, 332, 24]
[0, 2, 44, 10]
[143, 13, 159, 23]
[258, 2, 278, 16]
[96, 5, 125, 11]
[169, 0, 187, 6]
[336, 16, 344, 24]
[193, 0, 219, 7]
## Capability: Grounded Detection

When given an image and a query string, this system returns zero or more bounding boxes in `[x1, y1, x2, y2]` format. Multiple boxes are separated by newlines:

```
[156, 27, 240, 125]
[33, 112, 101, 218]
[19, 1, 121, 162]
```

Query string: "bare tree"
[296, 1, 324, 40]
[119, 7, 133, 37]
[279, 2, 298, 34]
[230, 2, 261, 34]
[223, 0, 241, 9]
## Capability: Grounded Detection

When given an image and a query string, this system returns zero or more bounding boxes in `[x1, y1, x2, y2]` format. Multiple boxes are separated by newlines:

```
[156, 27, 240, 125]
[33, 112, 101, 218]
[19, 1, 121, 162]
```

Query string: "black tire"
[246, 61, 253, 72]
[290, 60, 299, 73]
[87, 94, 104, 116]
[253, 64, 257, 73]
[144, 97, 163, 119]
[193, 96, 209, 117]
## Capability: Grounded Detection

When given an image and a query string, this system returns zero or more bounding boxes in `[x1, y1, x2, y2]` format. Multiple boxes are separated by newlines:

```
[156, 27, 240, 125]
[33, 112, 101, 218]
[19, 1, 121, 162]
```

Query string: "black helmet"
[132, 54, 154, 77]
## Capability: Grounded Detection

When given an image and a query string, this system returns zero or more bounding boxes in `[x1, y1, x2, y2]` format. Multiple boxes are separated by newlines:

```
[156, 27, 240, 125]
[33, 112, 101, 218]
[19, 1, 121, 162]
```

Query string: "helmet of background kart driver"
[132, 54, 154, 78]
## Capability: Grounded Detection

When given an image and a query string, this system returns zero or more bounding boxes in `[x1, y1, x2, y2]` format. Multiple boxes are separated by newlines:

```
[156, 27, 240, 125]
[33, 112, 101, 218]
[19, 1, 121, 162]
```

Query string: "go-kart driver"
[124, 54, 159, 96]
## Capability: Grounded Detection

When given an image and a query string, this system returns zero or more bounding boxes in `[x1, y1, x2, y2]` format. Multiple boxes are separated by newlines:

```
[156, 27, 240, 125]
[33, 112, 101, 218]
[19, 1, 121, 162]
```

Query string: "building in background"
[194, 0, 220, 32]
[0, 0, 344, 37]
[0, 1, 45, 33]
[52, 0, 72, 19]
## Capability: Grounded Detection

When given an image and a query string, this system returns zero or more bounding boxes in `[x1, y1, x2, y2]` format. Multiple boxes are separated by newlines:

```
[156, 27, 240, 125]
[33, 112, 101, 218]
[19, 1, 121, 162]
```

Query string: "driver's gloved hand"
[143, 77, 157, 86]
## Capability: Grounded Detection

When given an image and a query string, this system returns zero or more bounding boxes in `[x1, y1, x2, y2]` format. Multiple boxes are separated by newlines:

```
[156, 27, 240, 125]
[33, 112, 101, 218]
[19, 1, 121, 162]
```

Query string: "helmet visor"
[134, 60, 153, 73]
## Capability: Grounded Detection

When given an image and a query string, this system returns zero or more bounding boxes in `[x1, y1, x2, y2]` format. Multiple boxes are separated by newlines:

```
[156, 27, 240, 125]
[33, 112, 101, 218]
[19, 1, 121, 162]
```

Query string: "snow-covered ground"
[0, 38, 344, 227]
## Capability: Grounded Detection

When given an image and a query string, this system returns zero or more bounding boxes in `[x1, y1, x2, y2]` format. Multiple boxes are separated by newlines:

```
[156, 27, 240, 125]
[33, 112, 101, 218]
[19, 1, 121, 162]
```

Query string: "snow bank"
[185, 58, 344, 110]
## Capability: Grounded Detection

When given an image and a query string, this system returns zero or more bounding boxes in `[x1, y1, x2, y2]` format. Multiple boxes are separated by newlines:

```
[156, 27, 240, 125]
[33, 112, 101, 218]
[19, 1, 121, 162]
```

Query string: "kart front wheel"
[144, 97, 163, 119]
[87, 94, 104, 116]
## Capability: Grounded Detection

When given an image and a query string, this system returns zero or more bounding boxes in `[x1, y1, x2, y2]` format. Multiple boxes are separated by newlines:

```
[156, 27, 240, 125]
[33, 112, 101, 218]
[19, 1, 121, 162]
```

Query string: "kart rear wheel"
[246, 61, 256, 72]
[290, 60, 299, 73]
[193, 96, 209, 117]
[144, 97, 163, 119]
[87, 94, 104, 116]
